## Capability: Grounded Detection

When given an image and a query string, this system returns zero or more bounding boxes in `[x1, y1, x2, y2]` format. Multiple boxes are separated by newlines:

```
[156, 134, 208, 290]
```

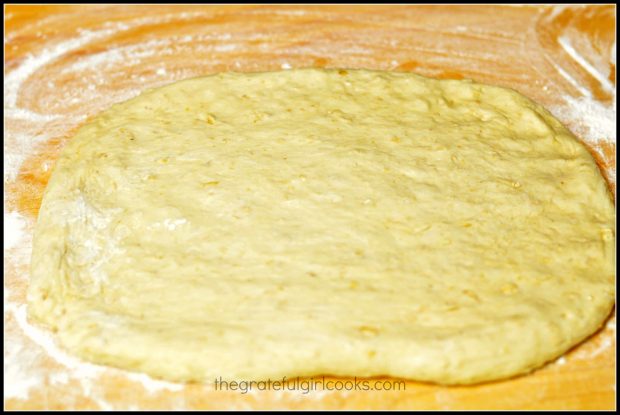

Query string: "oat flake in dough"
[28, 69, 615, 385]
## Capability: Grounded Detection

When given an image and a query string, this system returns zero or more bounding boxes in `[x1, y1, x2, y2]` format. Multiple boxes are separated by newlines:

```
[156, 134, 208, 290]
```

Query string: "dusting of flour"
[4, 16, 190, 405]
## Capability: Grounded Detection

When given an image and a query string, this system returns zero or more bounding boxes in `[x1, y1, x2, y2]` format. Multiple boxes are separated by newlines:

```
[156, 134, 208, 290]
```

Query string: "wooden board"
[4, 4, 616, 410]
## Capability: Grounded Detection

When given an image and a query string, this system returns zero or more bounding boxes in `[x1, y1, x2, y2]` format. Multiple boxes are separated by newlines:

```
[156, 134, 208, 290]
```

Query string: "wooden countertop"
[4, 4, 616, 410]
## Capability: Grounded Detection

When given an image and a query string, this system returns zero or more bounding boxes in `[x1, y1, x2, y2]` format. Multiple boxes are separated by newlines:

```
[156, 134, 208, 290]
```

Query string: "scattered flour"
[4, 132, 53, 182]
[4, 27, 119, 109]
[4, 212, 26, 250]
[4, 324, 45, 400]
[550, 95, 616, 145]
[3, 15, 192, 405]
[7, 303, 184, 398]
[548, 30, 616, 183]
[558, 35, 614, 95]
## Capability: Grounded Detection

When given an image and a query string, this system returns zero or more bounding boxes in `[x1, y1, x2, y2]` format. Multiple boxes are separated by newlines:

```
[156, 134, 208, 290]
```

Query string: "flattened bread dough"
[29, 69, 615, 384]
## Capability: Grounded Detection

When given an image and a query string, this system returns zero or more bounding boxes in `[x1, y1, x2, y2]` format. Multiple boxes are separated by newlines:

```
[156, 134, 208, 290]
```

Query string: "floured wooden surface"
[4, 5, 616, 410]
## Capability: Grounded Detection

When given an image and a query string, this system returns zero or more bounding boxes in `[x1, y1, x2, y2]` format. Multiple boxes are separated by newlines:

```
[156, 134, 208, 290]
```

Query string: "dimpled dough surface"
[28, 69, 615, 385]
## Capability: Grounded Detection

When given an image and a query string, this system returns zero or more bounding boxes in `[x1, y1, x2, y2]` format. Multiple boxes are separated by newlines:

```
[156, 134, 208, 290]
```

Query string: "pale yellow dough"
[29, 69, 615, 385]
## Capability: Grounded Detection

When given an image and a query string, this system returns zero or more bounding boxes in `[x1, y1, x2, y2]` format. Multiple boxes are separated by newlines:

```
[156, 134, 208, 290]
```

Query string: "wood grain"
[4, 5, 616, 410]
